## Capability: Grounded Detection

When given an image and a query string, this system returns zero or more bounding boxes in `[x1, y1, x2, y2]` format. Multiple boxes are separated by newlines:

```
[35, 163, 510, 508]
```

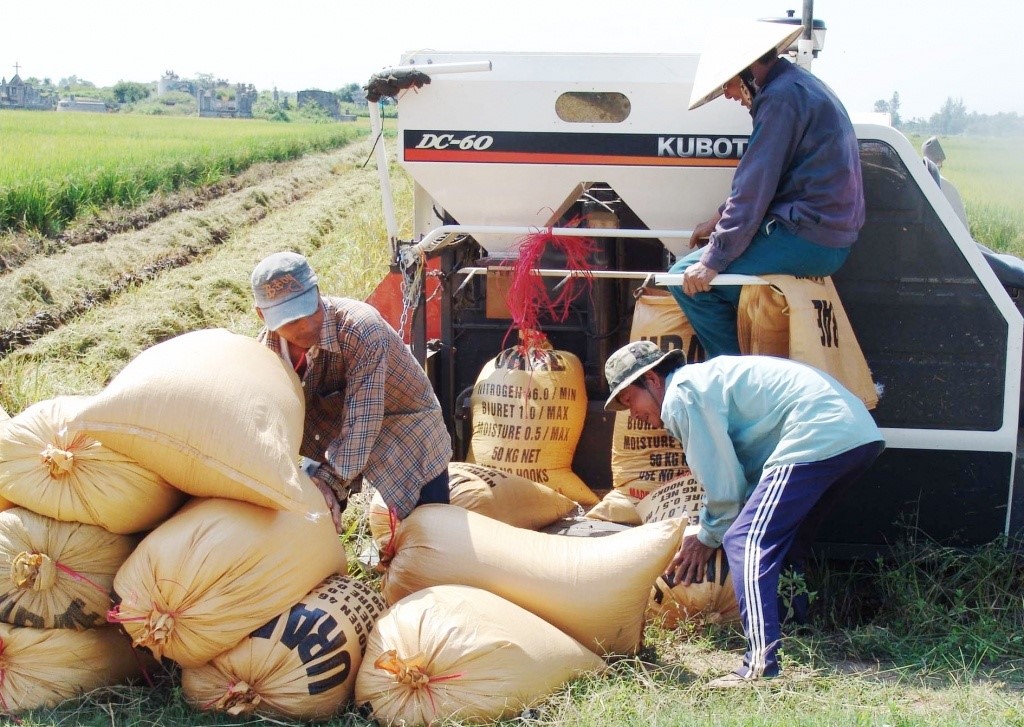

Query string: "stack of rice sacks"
[0, 329, 366, 721]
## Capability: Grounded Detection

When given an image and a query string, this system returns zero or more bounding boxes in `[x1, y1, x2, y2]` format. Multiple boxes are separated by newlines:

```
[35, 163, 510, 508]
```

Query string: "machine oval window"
[555, 92, 631, 123]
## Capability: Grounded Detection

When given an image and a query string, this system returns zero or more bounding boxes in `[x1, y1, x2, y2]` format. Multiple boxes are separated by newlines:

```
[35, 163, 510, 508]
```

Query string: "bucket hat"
[604, 341, 684, 411]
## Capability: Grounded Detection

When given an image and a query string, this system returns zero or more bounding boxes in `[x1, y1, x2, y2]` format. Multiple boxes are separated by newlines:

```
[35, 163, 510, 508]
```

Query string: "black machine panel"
[817, 448, 1011, 557]
[834, 141, 1009, 432]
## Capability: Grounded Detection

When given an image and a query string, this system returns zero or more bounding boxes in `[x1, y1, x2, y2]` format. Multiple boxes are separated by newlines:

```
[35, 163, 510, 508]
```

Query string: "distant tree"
[337, 82, 365, 105]
[252, 93, 289, 122]
[294, 100, 333, 124]
[873, 91, 901, 127]
[112, 81, 151, 104]
[931, 97, 968, 135]
[194, 72, 216, 90]
[888, 91, 902, 127]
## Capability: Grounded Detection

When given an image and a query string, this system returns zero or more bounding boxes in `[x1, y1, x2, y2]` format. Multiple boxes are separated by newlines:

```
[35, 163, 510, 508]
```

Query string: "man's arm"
[700, 98, 799, 272]
[662, 392, 748, 549]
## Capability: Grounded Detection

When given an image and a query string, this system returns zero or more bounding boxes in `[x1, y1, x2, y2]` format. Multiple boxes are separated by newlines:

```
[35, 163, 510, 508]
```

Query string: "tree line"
[875, 91, 1024, 136]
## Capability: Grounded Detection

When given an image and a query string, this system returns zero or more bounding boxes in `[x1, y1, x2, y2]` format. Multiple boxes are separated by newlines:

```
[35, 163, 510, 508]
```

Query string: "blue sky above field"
[6, 0, 1018, 120]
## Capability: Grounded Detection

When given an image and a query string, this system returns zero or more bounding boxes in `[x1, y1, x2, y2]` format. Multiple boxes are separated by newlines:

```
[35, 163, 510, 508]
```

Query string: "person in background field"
[921, 138, 1024, 289]
[669, 21, 865, 358]
[922, 135, 970, 227]
[922, 135, 946, 168]
[251, 251, 451, 532]
[604, 341, 883, 688]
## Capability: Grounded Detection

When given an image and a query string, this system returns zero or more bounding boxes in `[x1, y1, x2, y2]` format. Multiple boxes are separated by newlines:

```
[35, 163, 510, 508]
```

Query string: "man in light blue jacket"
[605, 341, 883, 687]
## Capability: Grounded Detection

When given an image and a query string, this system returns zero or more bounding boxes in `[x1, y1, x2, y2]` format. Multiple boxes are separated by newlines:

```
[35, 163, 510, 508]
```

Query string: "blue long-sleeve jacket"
[701, 60, 865, 273]
[659, 356, 883, 548]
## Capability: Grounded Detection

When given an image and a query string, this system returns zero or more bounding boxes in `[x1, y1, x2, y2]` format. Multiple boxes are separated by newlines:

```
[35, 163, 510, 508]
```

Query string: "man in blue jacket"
[604, 341, 883, 687]
[669, 22, 865, 357]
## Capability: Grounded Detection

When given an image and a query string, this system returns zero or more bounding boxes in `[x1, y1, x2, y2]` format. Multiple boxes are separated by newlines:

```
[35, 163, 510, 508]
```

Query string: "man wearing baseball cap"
[251, 251, 451, 531]
[604, 341, 883, 687]
[668, 21, 865, 358]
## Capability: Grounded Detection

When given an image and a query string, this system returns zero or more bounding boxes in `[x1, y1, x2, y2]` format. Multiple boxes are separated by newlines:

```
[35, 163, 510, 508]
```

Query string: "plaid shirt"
[259, 297, 451, 518]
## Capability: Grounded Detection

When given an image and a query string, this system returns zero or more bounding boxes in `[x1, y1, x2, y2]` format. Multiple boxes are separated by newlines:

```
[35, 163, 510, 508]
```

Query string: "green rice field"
[0, 111, 365, 236]
[911, 134, 1024, 254]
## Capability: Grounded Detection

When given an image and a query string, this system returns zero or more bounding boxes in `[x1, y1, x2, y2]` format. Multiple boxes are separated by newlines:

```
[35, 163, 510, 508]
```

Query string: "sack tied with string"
[112, 478, 346, 668]
[355, 585, 605, 726]
[0, 507, 136, 630]
[183, 574, 386, 722]
[0, 396, 183, 534]
[381, 504, 685, 655]
[470, 337, 596, 506]
[0, 623, 145, 712]
[68, 329, 311, 511]
[367, 462, 578, 551]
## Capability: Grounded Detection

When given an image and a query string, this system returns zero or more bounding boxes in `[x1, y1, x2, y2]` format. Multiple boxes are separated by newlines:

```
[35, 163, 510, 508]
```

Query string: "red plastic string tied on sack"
[106, 603, 159, 688]
[373, 650, 463, 716]
[375, 508, 402, 572]
[54, 561, 110, 598]
[108, 596, 179, 660]
[503, 222, 596, 349]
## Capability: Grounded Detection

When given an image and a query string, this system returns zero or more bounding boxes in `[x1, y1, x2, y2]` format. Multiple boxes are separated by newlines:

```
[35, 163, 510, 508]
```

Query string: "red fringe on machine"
[504, 224, 595, 350]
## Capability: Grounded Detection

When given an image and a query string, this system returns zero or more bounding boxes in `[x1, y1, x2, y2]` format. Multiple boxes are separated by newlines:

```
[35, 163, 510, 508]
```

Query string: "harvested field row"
[0, 135, 403, 413]
[0, 137, 382, 361]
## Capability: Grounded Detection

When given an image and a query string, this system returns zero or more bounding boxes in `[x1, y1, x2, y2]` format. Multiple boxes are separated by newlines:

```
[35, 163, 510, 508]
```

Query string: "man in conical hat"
[668, 21, 865, 358]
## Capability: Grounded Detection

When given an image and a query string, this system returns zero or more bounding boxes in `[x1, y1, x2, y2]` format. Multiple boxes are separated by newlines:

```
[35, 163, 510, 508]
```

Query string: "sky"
[5, 0, 1019, 120]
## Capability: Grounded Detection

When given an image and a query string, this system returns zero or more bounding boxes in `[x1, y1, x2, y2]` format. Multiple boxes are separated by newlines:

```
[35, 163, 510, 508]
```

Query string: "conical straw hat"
[688, 21, 804, 110]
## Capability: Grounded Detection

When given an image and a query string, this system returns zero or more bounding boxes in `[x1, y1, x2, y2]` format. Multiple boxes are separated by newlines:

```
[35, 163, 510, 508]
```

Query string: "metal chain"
[397, 246, 425, 343]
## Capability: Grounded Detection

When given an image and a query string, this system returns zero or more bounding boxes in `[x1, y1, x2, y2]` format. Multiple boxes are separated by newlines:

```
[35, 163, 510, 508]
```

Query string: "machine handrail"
[412, 224, 767, 286]
[455, 267, 768, 287]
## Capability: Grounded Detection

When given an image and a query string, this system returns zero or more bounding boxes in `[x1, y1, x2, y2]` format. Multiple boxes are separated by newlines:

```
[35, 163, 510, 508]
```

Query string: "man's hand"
[690, 212, 722, 249]
[682, 262, 718, 296]
[665, 533, 717, 586]
[311, 476, 343, 534]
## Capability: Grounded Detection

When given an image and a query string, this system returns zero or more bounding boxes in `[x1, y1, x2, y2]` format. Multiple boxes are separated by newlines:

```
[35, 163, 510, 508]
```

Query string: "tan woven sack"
[69, 329, 309, 511]
[112, 478, 346, 668]
[182, 574, 385, 721]
[646, 527, 739, 628]
[635, 472, 705, 527]
[738, 276, 878, 409]
[611, 288, 703, 496]
[470, 340, 597, 506]
[0, 508, 135, 630]
[584, 488, 642, 526]
[0, 623, 144, 712]
[356, 585, 605, 726]
[0, 397, 183, 534]
[381, 504, 684, 655]
[367, 462, 579, 549]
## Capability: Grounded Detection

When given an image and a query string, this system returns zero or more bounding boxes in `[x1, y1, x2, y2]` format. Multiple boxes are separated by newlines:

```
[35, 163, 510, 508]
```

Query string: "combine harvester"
[363, 3, 1024, 557]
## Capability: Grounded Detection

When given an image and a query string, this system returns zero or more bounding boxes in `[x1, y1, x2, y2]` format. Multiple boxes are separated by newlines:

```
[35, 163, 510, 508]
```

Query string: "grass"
[20, 531, 1024, 726]
[4, 131, 1024, 725]
[909, 134, 1024, 255]
[0, 112, 366, 237]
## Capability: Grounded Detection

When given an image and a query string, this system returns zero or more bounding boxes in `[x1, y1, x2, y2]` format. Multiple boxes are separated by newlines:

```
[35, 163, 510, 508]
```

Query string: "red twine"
[504, 223, 595, 349]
